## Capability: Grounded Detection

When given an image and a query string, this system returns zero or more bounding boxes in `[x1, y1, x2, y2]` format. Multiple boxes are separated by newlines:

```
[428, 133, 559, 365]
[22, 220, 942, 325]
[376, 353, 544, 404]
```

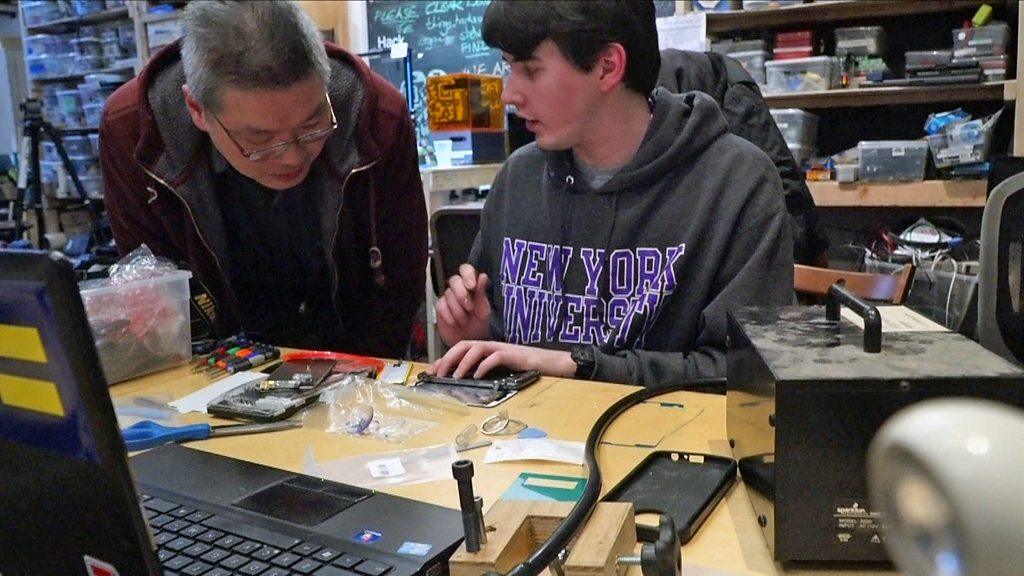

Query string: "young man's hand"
[435, 264, 493, 345]
[426, 340, 577, 380]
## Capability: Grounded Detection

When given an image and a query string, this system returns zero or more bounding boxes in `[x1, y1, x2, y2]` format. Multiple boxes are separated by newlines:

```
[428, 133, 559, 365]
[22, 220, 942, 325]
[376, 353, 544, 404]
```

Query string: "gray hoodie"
[472, 88, 794, 387]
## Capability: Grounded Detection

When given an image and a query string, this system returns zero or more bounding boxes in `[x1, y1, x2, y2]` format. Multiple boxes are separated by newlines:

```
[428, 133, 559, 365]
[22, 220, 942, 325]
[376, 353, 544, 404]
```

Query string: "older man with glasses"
[100, 1, 427, 356]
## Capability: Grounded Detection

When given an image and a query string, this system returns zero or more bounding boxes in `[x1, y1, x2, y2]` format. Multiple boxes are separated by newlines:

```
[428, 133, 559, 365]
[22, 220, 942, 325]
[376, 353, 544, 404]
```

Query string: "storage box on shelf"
[764, 56, 838, 94]
[834, 26, 887, 58]
[953, 23, 1011, 59]
[858, 140, 929, 182]
[770, 108, 819, 146]
[731, 50, 769, 85]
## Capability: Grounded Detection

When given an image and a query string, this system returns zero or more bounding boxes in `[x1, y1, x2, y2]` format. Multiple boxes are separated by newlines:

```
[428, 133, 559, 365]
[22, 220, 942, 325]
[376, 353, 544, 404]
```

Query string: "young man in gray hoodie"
[428, 0, 794, 388]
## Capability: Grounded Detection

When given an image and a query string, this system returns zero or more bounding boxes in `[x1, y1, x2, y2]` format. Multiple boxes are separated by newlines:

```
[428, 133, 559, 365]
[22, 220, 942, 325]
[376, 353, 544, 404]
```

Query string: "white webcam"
[868, 398, 1024, 576]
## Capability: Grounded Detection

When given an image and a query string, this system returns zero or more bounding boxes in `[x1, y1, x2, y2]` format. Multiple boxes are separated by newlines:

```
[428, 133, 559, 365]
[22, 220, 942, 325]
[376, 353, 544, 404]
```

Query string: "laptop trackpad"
[234, 480, 359, 526]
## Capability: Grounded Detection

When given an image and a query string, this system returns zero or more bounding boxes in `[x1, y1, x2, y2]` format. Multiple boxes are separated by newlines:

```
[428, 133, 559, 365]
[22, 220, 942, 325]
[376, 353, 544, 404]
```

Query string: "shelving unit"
[706, 0, 994, 34]
[128, 2, 185, 65]
[23, 6, 131, 34]
[710, 0, 1022, 213]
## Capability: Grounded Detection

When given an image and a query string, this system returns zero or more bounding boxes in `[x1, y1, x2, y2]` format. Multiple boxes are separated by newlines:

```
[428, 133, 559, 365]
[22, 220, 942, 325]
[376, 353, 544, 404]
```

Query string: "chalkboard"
[365, 0, 676, 165]
[366, 0, 507, 165]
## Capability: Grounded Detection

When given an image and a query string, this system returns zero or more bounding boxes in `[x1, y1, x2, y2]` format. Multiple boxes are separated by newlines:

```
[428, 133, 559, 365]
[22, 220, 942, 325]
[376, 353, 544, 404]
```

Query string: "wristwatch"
[570, 344, 596, 380]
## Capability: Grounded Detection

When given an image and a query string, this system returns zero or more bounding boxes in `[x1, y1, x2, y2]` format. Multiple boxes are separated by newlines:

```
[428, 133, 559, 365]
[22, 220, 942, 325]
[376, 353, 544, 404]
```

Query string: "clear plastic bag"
[303, 444, 457, 489]
[303, 374, 466, 443]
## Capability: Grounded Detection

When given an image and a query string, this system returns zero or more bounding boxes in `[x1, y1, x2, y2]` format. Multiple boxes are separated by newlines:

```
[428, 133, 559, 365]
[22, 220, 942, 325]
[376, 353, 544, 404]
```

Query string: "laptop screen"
[0, 274, 101, 460]
[0, 251, 158, 575]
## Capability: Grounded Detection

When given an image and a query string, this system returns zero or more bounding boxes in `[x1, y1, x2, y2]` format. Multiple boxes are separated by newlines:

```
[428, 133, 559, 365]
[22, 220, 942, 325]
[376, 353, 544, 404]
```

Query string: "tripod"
[14, 99, 110, 249]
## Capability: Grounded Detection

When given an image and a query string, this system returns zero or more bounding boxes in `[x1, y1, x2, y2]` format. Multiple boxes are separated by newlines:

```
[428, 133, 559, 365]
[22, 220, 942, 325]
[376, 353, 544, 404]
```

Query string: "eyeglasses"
[210, 92, 338, 162]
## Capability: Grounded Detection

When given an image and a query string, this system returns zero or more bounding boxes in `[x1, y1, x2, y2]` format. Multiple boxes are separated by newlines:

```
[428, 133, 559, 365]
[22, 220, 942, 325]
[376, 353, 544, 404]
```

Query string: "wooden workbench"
[112, 363, 895, 576]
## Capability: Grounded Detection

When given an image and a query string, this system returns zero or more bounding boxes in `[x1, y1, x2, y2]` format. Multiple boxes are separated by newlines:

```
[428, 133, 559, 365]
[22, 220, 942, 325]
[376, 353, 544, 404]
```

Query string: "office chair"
[429, 203, 483, 296]
[794, 263, 916, 305]
[978, 170, 1024, 365]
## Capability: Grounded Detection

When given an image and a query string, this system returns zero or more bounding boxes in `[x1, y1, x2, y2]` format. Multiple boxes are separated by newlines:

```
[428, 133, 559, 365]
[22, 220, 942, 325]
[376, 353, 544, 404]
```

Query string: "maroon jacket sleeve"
[356, 95, 428, 357]
[99, 82, 181, 261]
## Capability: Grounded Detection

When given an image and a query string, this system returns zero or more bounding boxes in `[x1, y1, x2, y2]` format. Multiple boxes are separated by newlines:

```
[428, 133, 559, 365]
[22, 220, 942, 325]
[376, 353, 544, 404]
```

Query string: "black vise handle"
[826, 282, 882, 353]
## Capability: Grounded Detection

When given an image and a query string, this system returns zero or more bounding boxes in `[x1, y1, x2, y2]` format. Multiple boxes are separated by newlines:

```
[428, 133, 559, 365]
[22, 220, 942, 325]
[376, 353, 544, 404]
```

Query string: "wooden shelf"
[34, 64, 137, 84]
[765, 81, 1011, 109]
[141, 10, 183, 24]
[25, 7, 130, 33]
[706, 0, 992, 34]
[808, 180, 986, 207]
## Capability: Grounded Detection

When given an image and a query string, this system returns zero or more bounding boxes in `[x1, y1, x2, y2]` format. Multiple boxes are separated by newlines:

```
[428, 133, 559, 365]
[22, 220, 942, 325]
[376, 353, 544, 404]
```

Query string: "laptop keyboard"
[142, 494, 395, 576]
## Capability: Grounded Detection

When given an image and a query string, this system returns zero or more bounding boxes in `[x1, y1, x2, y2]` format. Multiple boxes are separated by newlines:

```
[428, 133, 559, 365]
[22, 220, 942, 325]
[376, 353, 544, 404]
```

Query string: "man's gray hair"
[181, 0, 331, 111]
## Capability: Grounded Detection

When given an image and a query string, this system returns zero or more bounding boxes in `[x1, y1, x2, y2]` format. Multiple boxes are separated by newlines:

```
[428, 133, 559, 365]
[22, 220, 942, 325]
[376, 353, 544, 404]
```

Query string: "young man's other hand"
[436, 263, 493, 345]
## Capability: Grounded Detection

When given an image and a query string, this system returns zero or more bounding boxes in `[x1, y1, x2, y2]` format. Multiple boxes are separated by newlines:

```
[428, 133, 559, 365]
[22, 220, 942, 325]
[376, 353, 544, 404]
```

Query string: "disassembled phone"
[415, 368, 541, 392]
[207, 359, 337, 423]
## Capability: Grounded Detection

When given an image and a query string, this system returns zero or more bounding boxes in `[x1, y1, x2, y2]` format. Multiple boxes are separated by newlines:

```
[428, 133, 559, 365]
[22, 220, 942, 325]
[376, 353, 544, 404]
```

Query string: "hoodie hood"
[544, 87, 730, 193]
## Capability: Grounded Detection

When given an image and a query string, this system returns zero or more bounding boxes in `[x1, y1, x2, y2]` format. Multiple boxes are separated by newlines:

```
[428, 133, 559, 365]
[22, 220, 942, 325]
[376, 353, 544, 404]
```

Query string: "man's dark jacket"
[99, 40, 426, 357]
[658, 49, 828, 264]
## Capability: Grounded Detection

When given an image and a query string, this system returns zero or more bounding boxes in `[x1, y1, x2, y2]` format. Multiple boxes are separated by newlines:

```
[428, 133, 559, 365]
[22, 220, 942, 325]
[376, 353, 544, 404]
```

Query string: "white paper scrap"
[484, 439, 585, 466]
[841, 306, 949, 333]
[367, 457, 407, 478]
[656, 12, 707, 53]
[168, 372, 268, 414]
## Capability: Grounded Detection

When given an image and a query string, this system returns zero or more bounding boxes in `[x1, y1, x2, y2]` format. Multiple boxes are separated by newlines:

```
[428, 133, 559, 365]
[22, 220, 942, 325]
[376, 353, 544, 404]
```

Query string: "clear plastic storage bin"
[730, 50, 768, 84]
[712, 39, 769, 54]
[70, 0, 105, 16]
[764, 56, 836, 93]
[770, 108, 819, 146]
[67, 155, 101, 177]
[77, 175, 104, 199]
[84, 102, 104, 127]
[79, 270, 193, 384]
[26, 55, 65, 79]
[858, 140, 929, 181]
[61, 135, 93, 157]
[56, 89, 83, 117]
[73, 54, 105, 73]
[834, 26, 886, 57]
[24, 34, 59, 58]
[71, 37, 103, 58]
[21, 1, 64, 26]
[953, 24, 1010, 59]
[788, 143, 815, 167]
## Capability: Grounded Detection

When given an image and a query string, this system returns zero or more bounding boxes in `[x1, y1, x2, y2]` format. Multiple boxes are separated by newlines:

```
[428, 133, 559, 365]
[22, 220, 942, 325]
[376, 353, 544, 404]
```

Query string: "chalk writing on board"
[367, 0, 507, 165]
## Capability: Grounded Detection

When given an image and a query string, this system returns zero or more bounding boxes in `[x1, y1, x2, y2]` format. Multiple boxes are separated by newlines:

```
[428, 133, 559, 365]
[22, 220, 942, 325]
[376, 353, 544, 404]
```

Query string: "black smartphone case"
[603, 450, 737, 544]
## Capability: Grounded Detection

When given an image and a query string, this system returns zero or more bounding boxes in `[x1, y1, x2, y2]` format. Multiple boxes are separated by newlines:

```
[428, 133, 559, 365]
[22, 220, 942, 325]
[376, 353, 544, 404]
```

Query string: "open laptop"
[0, 251, 462, 576]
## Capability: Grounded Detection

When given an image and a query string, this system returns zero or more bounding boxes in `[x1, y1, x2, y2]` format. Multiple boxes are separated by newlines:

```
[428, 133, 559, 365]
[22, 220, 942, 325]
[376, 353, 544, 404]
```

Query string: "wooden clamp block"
[449, 501, 636, 576]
